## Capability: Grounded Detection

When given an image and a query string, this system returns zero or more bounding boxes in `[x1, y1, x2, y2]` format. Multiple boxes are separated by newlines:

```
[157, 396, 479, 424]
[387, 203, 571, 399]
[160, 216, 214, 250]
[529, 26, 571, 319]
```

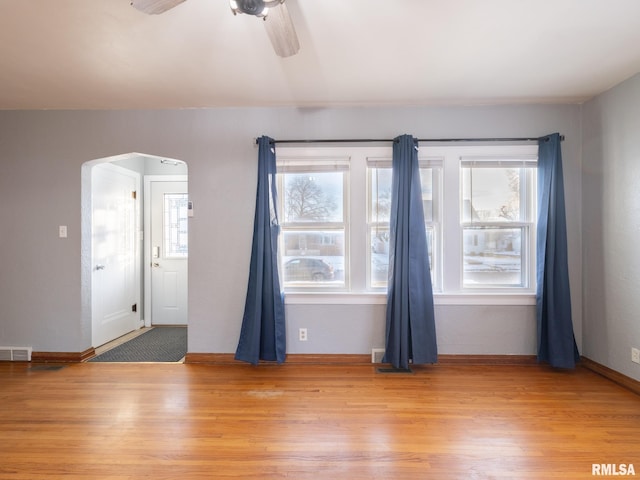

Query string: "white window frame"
[163, 193, 189, 259]
[277, 144, 538, 305]
[366, 156, 443, 292]
[439, 144, 538, 297]
[277, 151, 351, 292]
[459, 155, 537, 290]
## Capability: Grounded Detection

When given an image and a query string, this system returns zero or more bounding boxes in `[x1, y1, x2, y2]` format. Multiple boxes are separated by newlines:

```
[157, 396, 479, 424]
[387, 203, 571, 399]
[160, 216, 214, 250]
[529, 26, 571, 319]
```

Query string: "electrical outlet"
[632, 347, 640, 364]
[299, 328, 308, 342]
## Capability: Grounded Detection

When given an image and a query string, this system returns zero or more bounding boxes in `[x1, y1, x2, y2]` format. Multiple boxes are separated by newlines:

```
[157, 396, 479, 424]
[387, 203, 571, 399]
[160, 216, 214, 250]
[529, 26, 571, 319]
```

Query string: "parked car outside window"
[284, 258, 334, 282]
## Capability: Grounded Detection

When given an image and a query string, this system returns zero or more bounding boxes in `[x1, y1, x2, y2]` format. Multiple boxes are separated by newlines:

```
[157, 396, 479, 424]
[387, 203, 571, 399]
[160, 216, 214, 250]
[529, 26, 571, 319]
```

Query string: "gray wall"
[582, 73, 640, 381]
[0, 105, 582, 357]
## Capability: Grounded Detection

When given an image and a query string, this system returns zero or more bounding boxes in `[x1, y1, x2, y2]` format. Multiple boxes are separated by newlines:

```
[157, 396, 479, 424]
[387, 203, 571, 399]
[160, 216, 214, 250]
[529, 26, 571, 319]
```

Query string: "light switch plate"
[59, 225, 68, 238]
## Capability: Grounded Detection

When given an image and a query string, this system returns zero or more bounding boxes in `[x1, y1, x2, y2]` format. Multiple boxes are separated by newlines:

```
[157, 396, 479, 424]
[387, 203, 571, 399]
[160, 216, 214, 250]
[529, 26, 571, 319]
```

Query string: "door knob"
[95, 264, 105, 270]
[152, 262, 160, 268]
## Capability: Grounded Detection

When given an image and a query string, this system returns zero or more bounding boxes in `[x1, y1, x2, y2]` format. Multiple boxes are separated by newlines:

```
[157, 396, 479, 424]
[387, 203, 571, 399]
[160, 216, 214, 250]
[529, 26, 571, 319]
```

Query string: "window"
[367, 158, 442, 290]
[461, 159, 536, 288]
[278, 157, 348, 290]
[368, 165, 391, 288]
[164, 193, 188, 258]
[276, 144, 538, 299]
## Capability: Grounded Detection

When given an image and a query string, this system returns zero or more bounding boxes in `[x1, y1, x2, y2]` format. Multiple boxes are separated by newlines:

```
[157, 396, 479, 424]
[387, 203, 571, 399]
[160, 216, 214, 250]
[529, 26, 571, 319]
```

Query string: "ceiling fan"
[130, 0, 300, 57]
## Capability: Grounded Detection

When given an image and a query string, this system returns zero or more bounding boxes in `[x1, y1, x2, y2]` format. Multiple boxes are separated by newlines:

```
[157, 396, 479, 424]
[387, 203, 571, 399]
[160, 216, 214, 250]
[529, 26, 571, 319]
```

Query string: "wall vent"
[0, 347, 32, 361]
[371, 348, 385, 364]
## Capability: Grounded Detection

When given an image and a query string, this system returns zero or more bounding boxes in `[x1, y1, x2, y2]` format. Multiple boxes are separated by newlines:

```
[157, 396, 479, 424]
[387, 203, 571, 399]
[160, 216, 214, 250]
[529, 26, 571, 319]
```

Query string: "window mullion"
[349, 150, 366, 292]
[442, 149, 463, 292]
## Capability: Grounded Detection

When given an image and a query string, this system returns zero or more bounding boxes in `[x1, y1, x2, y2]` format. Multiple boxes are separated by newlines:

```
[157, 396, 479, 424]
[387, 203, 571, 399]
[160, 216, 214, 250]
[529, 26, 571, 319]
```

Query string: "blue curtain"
[235, 136, 286, 365]
[383, 134, 438, 370]
[536, 133, 579, 368]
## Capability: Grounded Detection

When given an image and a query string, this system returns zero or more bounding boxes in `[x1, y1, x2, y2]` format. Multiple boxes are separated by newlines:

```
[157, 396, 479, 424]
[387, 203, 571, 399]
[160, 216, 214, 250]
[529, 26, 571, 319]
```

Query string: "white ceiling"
[1, 0, 640, 110]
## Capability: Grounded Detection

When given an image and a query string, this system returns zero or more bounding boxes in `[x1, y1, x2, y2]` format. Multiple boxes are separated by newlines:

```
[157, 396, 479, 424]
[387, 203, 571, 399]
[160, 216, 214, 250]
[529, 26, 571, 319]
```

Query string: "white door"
[92, 163, 140, 347]
[150, 180, 188, 325]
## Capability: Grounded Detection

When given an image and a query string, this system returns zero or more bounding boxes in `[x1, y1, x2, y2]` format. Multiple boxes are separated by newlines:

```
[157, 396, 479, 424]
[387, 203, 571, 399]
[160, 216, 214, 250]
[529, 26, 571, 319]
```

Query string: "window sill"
[283, 292, 536, 306]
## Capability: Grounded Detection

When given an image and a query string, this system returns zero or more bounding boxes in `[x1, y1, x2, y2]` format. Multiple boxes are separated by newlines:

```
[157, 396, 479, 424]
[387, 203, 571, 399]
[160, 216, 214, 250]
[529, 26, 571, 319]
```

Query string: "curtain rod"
[259, 135, 564, 145]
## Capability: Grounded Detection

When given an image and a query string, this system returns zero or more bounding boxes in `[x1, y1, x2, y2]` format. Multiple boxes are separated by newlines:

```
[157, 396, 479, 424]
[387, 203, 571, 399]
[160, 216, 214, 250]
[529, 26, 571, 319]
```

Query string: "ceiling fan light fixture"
[230, 0, 299, 58]
[229, 0, 263, 17]
[230, 0, 284, 17]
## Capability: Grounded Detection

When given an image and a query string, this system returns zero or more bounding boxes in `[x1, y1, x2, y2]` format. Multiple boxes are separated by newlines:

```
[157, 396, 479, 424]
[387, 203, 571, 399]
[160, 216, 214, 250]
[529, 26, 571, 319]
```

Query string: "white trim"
[284, 292, 535, 306]
[285, 293, 387, 305]
[434, 293, 536, 306]
[276, 144, 540, 297]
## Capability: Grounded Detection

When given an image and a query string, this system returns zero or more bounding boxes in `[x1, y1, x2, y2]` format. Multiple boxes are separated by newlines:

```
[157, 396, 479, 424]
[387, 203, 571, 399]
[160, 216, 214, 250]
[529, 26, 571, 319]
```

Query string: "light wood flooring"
[1, 362, 639, 479]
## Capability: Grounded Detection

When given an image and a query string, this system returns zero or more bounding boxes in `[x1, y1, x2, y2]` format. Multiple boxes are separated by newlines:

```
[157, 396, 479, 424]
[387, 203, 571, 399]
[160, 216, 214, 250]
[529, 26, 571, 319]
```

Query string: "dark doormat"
[89, 327, 187, 362]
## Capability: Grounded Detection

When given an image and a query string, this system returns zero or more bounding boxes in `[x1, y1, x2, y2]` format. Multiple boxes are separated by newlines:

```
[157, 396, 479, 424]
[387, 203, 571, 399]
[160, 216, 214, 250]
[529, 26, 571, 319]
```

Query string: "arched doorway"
[81, 153, 188, 351]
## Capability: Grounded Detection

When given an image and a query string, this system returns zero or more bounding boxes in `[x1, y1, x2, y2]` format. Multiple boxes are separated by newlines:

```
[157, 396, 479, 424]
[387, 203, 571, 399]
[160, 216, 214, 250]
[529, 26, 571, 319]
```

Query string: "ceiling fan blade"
[131, 0, 187, 15]
[264, 3, 300, 58]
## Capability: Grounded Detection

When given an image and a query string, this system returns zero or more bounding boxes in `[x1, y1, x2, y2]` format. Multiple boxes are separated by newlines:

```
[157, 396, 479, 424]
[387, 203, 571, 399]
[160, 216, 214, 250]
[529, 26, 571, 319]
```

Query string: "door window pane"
[164, 193, 188, 258]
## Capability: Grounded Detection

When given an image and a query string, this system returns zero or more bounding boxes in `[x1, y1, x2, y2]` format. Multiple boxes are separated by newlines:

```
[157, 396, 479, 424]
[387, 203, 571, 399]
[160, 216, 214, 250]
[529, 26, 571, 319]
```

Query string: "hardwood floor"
[1, 362, 638, 479]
